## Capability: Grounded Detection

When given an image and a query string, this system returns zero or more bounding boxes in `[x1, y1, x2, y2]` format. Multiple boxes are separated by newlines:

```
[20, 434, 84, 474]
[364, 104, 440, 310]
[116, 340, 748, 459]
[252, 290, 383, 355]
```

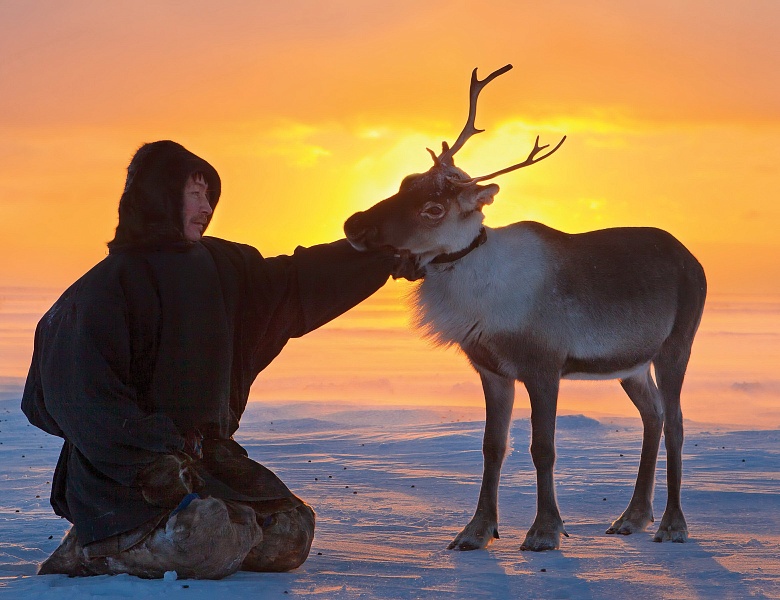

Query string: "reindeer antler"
[438, 64, 514, 166]
[451, 135, 567, 185]
[435, 64, 567, 184]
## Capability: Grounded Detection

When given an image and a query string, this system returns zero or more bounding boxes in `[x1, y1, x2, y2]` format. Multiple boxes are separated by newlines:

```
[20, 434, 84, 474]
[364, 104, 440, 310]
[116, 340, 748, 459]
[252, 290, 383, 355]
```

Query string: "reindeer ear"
[458, 183, 499, 212]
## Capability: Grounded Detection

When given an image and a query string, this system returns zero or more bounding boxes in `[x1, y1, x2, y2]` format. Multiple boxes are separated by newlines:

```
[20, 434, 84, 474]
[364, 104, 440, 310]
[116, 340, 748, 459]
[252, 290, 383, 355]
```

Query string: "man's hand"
[390, 249, 425, 281]
[136, 452, 205, 508]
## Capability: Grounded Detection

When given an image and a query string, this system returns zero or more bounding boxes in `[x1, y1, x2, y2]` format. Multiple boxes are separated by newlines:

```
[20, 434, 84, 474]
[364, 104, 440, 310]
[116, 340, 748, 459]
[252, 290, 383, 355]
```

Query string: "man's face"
[182, 174, 213, 242]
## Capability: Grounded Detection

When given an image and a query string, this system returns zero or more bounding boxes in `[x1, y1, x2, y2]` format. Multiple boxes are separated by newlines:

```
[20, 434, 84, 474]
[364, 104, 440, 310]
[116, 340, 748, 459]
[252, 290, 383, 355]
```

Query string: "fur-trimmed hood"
[108, 141, 221, 253]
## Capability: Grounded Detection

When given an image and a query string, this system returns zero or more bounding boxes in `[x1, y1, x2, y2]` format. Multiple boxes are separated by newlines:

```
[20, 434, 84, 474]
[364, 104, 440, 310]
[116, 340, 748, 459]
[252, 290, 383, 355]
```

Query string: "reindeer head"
[344, 64, 565, 267]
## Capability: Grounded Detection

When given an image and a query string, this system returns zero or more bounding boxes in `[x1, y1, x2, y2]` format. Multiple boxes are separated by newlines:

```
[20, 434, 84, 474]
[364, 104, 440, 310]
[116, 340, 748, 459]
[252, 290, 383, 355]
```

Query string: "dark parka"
[22, 141, 395, 546]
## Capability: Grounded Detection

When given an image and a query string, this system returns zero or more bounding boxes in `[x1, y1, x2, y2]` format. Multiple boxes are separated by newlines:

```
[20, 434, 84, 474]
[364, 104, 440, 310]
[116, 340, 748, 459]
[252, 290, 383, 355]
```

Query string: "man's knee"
[126, 497, 262, 579]
[242, 503, 315, 572]
[44, 497, 263, 579]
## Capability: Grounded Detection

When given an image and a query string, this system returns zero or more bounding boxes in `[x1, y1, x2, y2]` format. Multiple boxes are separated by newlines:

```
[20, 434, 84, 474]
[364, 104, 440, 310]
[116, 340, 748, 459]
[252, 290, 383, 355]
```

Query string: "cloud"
[730, 381, 780, 396]
[247, 121, 336, 168]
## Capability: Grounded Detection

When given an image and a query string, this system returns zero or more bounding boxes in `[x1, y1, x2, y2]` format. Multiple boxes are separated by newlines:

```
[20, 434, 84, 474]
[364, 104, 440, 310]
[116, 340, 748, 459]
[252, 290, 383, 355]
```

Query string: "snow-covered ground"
[1, 399, 778, 599]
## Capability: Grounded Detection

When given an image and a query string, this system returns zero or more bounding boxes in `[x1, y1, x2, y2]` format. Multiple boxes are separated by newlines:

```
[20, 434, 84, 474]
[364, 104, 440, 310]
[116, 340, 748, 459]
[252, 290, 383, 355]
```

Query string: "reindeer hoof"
[520, 519, 567, 551]
[520, 530, 564, 551]
[652, 509, 688, 543]
[653, 526, 689, 543]
[447, 520, 498, 551]
[606, 520, 648, 535]
[606, 508, 653, 536]
[448, 540, 481, 551]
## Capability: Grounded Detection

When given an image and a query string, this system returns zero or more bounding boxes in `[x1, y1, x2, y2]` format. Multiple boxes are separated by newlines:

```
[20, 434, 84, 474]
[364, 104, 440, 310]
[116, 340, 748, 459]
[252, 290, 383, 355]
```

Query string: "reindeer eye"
[421, 203, 446, 219]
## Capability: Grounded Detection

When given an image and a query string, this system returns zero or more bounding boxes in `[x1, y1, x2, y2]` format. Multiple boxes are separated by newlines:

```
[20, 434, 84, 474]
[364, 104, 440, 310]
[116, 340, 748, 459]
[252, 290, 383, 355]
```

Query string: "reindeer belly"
[561, 358, 653, 381]
[558, 328, 665, 381]
[462, 324, 662, 383]
[555, 296, 674, 381]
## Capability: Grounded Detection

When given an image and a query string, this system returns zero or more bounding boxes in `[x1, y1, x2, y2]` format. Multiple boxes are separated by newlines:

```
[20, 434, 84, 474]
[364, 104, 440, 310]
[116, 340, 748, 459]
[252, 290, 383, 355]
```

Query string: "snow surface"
[1, 399, 778, 599]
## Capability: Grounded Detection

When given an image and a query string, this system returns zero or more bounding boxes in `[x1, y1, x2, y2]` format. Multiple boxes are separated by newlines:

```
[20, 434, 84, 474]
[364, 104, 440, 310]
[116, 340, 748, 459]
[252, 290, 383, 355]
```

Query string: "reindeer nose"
[344, 211, 377, 249]
[344, 211, 362, 239]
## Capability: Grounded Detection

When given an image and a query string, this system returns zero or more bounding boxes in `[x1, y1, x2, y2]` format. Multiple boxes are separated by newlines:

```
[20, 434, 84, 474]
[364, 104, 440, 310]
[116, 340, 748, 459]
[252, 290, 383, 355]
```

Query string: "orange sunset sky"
[2, 0, 779, 292]
[2, 2, 780, 425]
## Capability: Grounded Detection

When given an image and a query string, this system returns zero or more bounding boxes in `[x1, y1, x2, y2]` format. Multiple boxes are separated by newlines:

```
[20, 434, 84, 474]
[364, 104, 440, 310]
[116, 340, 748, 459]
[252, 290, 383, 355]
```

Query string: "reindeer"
[344, 64, 706, 552]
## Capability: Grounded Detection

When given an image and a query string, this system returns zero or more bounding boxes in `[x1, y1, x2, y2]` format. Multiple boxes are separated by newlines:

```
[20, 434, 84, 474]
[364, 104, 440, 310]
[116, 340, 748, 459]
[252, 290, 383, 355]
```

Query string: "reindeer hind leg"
[607, 367, 663, 535]
[652, 339, 694, 543]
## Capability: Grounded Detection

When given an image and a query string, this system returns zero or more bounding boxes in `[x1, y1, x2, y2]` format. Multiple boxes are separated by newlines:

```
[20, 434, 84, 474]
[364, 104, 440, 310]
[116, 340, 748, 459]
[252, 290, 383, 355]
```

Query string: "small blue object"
[170, 493, 200, 517]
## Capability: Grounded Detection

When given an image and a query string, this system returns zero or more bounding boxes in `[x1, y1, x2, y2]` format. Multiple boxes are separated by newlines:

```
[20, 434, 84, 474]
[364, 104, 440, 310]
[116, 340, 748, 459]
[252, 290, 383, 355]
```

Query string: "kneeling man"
[22, 141, 412, 578]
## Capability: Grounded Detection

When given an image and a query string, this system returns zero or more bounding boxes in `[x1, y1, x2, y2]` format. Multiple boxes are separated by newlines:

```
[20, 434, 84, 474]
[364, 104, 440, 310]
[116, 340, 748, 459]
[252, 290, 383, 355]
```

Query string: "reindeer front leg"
[448, 369, 514, 550]
[521, 375, 568, 551]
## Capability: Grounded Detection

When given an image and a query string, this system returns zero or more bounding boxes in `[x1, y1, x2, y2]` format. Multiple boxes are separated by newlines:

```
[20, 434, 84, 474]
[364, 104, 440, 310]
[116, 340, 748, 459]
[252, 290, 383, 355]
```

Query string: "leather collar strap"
[429, 227, 487, 264]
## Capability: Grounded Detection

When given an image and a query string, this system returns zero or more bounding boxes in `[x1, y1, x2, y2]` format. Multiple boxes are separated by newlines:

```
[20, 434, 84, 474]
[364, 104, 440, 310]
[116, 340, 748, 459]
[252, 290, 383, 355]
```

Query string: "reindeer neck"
[428, 227, 488, 266]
